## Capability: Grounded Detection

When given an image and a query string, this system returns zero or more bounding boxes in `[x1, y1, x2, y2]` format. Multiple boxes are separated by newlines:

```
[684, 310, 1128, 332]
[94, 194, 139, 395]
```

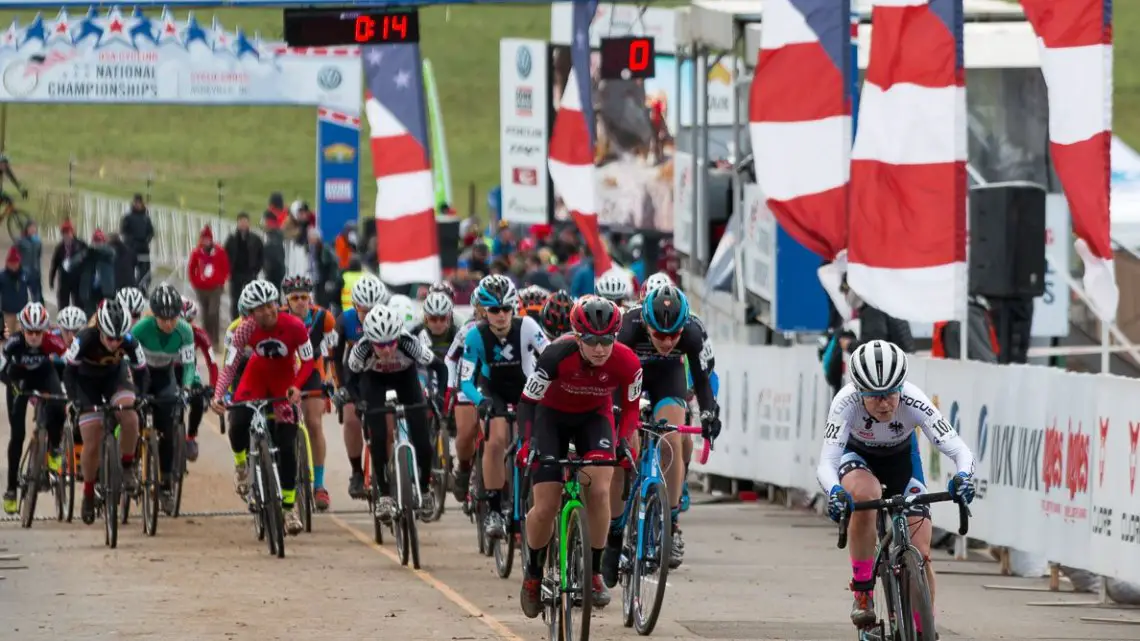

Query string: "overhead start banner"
[0, 6, 361, 112]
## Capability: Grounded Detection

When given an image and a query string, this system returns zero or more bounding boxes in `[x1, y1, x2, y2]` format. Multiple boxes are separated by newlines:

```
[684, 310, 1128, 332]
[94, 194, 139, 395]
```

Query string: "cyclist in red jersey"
[516, 297, 642, 618]
[210, 279, 314, 536]
[180, 297, 218, 462]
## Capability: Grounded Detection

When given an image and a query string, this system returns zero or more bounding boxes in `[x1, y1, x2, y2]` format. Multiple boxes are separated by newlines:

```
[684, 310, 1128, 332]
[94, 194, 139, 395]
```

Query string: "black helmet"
[541, 290, 574, 339]
[643, 285, 690, 335]
[570, 297, 622, 336]
[149, 284, 183, 319]
[281, 273, 314, 296]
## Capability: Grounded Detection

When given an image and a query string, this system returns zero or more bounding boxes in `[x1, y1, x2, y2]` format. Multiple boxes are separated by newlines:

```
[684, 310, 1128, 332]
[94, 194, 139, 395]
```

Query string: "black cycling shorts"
[642, 361, 688, 414]
[300, 368, 324, 393]
[838, 435, 930, 518]
[530, 405, 615, 485]
[74, 363, 136, 428]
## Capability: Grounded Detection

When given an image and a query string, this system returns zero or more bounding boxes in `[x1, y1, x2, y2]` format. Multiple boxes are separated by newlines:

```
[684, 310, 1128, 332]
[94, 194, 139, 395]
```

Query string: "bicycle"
[294, 389, 324, 534]
[226, 396, 292, 559]
[425, 397, 451, 523]
[361, 396, 430, 569]
[488, 404, 523, 579]
[13, 389, 70, 528]
[617, 420, 710, 635]
[533, 454, 623, 641]
[79, 398, 143, 549]
[467, 415, 492, 557]
[837, 490, 970, 641]
[0, 192, 31, 244]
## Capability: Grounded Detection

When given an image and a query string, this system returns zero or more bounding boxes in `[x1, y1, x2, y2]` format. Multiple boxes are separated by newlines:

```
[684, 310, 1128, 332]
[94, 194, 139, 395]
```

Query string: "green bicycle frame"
[558, 479, 585, 591]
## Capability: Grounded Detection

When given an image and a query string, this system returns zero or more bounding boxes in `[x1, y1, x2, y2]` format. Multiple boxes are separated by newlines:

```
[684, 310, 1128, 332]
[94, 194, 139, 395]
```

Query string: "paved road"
[0, 408, 1136, 640]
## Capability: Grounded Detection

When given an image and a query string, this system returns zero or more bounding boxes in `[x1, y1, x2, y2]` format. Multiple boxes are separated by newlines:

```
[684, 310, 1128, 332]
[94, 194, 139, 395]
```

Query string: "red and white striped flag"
[364, 44, 441, 285]
[1020, 0, 1116, 321]
[847, 0, 966, 323]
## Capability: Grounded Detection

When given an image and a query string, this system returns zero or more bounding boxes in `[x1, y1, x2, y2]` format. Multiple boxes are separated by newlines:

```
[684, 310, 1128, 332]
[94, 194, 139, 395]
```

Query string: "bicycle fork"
[393, 438, 422, 511]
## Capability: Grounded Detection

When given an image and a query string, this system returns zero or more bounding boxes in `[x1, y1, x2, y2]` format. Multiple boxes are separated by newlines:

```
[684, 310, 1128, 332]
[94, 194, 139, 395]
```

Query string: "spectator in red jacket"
[187, 225, 230, 346]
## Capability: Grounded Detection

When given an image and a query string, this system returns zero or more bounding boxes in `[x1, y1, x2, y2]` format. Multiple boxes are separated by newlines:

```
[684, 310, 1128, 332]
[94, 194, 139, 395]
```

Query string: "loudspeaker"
[968, 183, 1047, 299]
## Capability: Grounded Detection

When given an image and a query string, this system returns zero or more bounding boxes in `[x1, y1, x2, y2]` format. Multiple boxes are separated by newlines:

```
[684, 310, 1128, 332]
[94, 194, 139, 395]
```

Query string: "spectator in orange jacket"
[334, 221, 358, 270]
[187, 225, 231, 345]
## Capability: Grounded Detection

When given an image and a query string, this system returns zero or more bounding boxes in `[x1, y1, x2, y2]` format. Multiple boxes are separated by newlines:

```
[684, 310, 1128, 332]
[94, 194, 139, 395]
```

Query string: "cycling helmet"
[541, 290, 574, 339]
[239, 279, 279, 314]
[642, 285, 690, 334]
[569, 297, 622, 336]
[474, 274, 518, 309]
[849, 340, 909, 394]
[640, 272, 675, 299]
[595, 271, 632, 303]
[422, 291, 453, 318]
[18, 302, 49, 331]
[387, 294, 418, 331]
[281, 273, 314, 296]
[518, 285, 549, 317]
[428, 281, 456, 301]
[351, 274, 390, 309]
[149, 284, 183, 319]
[180, 297, 199, 322]
[363, 305, 404, 344]
[57, 306, 88, 332]
[97, 299, 131, 338]
[116, 287, 146, 317]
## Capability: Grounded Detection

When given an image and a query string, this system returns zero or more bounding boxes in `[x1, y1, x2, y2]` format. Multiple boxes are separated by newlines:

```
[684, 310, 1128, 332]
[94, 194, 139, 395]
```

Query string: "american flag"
[847, 0, 967, 323]
[749, 0, 851, 260]
[1020, 0, 1116, 322]
[548, 0, 612, 275]
[364, 44, 440, 285]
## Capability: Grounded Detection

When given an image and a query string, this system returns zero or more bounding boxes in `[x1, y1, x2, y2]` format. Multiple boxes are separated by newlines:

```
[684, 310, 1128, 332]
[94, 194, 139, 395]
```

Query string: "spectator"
[109, 232, 136, 291]
[224, 212, 264, 319]
[119, 193, 155, 292]
[49, 220, 86, 309]
[458, 242, 490, 280]
[262, 211, 287, 288]
[819, 328, 857, 399]
[551, 225, 580, 264]
[492, 222, 517, 259]
[627, 234, 648, 283]
[188, 225, 230, 345]
[933, 295, 999, 363]
[264, 192, 289, 229]
[287, 200, 315, 245]
[0, 246, 29, 335]
[569, 251, 597, 299]
[306, 228, 340, 311]
[15, 221, 41, 303]
[522, 252, 562, 291]
[339, 254, 366, 311]
[334, 221, 358, 270]
[78, 229, 115, 314]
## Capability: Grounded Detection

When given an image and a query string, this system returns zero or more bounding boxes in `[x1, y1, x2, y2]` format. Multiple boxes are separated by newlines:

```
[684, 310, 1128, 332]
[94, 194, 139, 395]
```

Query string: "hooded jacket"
[188, 227, 231, 290]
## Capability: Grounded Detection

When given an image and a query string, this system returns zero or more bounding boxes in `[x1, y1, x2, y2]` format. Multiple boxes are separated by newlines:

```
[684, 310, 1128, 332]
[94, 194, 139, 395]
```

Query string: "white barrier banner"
[696, 341, 1140, 583]
[499, 39, 550, 224]
[673, 150, 694, 255]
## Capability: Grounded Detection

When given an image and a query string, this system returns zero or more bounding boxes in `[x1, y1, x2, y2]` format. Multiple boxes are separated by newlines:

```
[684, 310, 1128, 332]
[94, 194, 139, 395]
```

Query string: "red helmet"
[569, 297, 622, 336]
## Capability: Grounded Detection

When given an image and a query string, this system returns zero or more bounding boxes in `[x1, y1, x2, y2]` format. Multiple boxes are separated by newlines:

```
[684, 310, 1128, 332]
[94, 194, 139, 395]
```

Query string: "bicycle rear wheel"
[631, 482, 671, 635]
[295, 428, 313, 533]
[494, 454, 516, 579]
[898, 547, 936, 641]
[170, 416, 186, 518]
[428, 417, 449, 522]
[141, 432, 159, 536]
[58, 424, 76, 522]
[258, 438, 285, 558]
[561, 504, 592, 641]
[102, 431, 122, 549]
[472, 447, 490, 556]
[18, 430, 44, 529]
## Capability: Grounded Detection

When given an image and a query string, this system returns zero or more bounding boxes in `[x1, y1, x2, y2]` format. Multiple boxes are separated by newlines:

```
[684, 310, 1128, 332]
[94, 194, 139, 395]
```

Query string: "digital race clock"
[283, 8, 420, 47]
[599, 37, 656, 80]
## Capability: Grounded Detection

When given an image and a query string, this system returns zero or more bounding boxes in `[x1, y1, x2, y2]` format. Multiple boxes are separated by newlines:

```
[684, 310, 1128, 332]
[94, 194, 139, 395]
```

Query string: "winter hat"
[92, 228, 106, 243]
[5, 246, 19, 265]
[200, 225, 213, 242]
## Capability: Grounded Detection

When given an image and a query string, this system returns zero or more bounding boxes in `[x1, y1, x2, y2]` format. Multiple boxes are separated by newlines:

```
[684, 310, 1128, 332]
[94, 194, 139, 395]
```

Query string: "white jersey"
[816, 381, 975, 491]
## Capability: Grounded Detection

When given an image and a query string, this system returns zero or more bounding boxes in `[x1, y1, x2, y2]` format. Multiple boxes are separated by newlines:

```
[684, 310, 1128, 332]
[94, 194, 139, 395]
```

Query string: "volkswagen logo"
[317, 66, 343, 91]
[516, 46, 532, 80]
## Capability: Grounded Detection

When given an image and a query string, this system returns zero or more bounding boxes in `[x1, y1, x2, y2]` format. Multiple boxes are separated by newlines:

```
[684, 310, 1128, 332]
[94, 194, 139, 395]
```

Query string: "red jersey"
[521, 335, 643, 438]
[213, 313, 315, 401]
[191, 324, 218, 388]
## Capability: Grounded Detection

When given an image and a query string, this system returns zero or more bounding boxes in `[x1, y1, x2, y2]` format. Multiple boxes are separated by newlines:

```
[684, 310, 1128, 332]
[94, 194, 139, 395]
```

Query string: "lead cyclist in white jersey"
[817, 340, 977, 631]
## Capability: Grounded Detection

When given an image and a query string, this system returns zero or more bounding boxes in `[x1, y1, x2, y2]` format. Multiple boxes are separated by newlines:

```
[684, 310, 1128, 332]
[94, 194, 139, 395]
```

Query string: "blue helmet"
[474, 275, 518, 309]
[642, 285, 689, 334]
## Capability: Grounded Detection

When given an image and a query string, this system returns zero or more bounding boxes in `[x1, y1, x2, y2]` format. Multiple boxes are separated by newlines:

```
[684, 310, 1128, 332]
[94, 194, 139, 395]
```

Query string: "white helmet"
[57, 306, 88, 332]
[640, 272, 675, 299]
[116, 287, 146, 317]
[363, 305, 404, 344]
[387, 294, 417, 331]
[18, 302, 50, 331]
[422, 291, 453, 318]
[849, 340, 909, 394]
[351, 274, 390, 309]
[97, 299, 131, 338]
[239, 279, 279, 315]
[595, 270, 632, 302]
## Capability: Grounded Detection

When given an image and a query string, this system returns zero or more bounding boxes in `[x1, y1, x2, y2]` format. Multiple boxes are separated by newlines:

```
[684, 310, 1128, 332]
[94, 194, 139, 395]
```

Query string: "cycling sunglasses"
[577, 333, 616, 347]
[486, 306, 512, 315]
[372, 339, 398, 349]
[649, 329, 681, 341]
[859, 386, 903, 398]
[22, 329, 44, 336]
[286, 293, 311, 302]
[424, 314, 450, 323]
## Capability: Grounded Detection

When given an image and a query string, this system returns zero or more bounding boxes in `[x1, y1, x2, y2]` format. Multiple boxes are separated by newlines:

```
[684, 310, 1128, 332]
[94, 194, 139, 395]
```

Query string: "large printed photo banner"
[0, 6, 361, 112]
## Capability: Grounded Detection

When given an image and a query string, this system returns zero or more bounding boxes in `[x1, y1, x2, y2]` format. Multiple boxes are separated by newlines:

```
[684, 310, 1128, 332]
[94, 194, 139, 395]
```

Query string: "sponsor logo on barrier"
[509, 143, 540, 157]
[322, 143, 355, 164]
[976, 405, 989, 463]
[515, 87, 533, 116]
[1041, 417, 1089, 521]
[323, 179, 352, 203]
[505, 125, 543, 139]
[1099, 418, 1110, 488]
[512, 167, 538, 186]
[1130, 421, 1140, 494]
[988, 421, 1041, 491]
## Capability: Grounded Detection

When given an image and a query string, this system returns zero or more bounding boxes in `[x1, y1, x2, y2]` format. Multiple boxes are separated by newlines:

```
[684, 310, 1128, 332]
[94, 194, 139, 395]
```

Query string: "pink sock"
[852, 559, 875, 584]
[913, 611, 922, 632]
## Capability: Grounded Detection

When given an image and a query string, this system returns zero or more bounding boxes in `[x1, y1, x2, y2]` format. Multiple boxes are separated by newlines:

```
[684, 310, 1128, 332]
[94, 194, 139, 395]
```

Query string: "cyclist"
[179, 297, 217, 462]
[516, 285, 548, 319]
[2, 303, 68, 514]
[280, 273, 337, 511]
[54, 305, 88, 378]
[445, 300, 485, 503]
[210, 279, 314, 537]
[413, 291, 460, 360]
[132, 284, 196, 514]
[117, 287, 147, 324]
[606, 284, 720, 578]
[639, 271, 675, 301]
[387, 294, 418, 332]
[539, 290, 574, 340]
[518, 297, 642, 615]
[459, 275, 548, 540]
[65, 299, 149, 525]
[331, 274, 389, 499]
[595, 270, 634, 309]
[818, 339, 976, 631]
[346, 305, 447, 520]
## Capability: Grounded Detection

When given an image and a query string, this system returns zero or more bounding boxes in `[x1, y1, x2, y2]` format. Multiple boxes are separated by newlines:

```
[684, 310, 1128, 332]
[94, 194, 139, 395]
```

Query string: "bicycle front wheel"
[170, 416, 186, 518]
[258, 438, 285, 558]
[561, 503, 592, 641]
[429, 419, 449, 522]
[631, 481, 671, 635]
[57, 424, 76, 522]
[18, 430, 44, 528]
[494, 455, 516, 579]
[102, 431, 122, 549]
[141, 433, 160, 536]
[295, 428, 313, 533]
[898, 547, 936, 641]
